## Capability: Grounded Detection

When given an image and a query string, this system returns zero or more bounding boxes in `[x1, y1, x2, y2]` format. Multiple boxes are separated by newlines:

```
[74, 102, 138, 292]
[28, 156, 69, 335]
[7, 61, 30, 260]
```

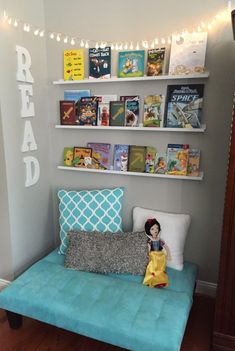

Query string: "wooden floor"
[0, 294, 214, 351]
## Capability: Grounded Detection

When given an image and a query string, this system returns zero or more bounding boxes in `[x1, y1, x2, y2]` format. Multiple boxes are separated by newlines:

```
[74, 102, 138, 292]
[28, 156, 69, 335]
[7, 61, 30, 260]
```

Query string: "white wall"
[44, 0, 235, 284]
[0, 0, 54, 276]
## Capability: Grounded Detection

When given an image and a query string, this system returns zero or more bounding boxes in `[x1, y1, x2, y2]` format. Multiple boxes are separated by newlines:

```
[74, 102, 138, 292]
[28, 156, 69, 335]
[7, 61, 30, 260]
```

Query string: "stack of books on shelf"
[59, 84, 204, 129]
[62, 32, 208, 81]
[62, 143, 201, 177]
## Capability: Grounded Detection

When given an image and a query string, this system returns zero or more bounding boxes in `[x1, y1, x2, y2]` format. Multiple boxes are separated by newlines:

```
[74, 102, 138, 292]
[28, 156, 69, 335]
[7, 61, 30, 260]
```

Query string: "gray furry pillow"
[64, 230, 148, 275]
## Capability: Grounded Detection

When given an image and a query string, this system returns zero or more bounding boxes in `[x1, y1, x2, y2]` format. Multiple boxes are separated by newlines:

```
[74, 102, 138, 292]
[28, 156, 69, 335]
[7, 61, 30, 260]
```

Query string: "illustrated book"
[168, 32, 207, 75]
[87, 142, 111, 170]
[147, 48, 166, 76]
[64, 90, 90, 102]
[60, 100, 77, 125]
[96, 95, 118, 126]
[63, 49, 84, 80]
[63, 147, 74, 167]
[89, 47, 111, 79]
[73, 147, 93, 168]
[143, 95, 165, 127]
[120, 95, 140, 127]
[145, 146, 157, 173]
[109, 101, 125, 126]
[187, 149, 200, 176]
[164, 84, 204, 128]
[128, 145, 146, 172]
[166, 144, 189, 176]
[118, 50, 145, 78]
[113, 144, 129, 171]
[77, 97, 98, 126]
[155, 154, 167, 174]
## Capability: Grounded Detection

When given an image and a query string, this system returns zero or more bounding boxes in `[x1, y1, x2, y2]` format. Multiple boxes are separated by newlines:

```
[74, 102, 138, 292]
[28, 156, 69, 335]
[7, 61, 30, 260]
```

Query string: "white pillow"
[132, 207, 191, 271]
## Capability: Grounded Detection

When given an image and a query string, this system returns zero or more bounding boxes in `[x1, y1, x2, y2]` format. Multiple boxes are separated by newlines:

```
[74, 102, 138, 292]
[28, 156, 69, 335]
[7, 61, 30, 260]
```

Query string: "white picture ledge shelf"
[53, 72, 210, 85]
[57, 166, 204, 181]
[55, 124, 206, 133]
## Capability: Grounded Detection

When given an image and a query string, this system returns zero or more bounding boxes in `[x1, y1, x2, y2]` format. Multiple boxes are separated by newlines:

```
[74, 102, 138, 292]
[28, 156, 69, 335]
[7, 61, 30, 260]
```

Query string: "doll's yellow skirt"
[143, 251, 169, 288]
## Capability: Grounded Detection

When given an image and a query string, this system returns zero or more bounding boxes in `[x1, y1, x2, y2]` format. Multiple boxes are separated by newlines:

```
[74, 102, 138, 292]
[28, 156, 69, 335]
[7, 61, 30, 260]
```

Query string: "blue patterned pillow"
[58, 187, 124, 254]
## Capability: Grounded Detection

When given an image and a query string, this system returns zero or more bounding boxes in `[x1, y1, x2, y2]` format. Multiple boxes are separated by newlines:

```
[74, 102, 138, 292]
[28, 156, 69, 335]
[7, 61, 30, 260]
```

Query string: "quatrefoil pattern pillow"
[58, 187, 124, 254]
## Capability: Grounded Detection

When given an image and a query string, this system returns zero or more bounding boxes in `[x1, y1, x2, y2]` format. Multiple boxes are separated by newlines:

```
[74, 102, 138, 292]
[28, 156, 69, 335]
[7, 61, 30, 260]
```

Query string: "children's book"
[118, 50, 145, 78]
[169, 32, 207, 75]
[60, 100, 77, 125]
[87, 142, 111, 170]
[187, 149, 200, 176]
[64, 90, 90, 102]
[63, 49, 84, 80]
[73, 147, 93, 168]
[145, 146, 157, 173]
[113, 144, 129, 171]
[166, 144, 189, 176]
[155, 154, 167, 174]
[63, 147, 74, 167]
[143, 95, 165, 127]
[120, 96, 139, 127]
[128, 145, 146, 172]
[77, 97, 98, 126]
[89, 47, 111, 79]
[164, 84, 204, 128]
[147, 48, 166, 76]
[96, 95, 118, 126]
[109, 101, 125, 126]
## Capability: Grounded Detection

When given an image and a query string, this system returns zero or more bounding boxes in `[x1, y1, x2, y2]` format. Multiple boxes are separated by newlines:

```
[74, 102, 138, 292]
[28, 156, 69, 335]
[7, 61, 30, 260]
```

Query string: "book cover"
[143, 95, 165, 127]
[89, 47, 111, 79]
[128, 145, 146, 172]
[73, 147, 93, 168]
[166, 144, 189, 176]
[64, 90, 91, 102]
[113, 144, 129, 171]
[120, 96, 139, 127]
[63, 147, 74, 167]
[187, 149, 200, 176]
[155, 154, 167, 174]
[169, 32, 207, 75]
[96, 95, 118, 126]
[164, 84, 204, 128]
[64, 49, 84, 80]
[147, 48, 166, 76]
[118, 50, 145, 78]
[60, 100, 77, 125]
[145, 146, 157, 173]
[87, 142, 111, 170]
[77, 97, 98, 126]
[109, 101, 125, 126]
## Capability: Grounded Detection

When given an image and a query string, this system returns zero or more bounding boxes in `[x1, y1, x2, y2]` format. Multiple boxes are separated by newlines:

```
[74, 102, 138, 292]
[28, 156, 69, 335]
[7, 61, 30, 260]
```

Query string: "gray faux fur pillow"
[64, 230, 148, 275]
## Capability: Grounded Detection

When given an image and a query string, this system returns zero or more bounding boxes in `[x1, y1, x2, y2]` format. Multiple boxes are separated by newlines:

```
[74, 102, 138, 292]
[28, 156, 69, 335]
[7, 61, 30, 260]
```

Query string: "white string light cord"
[1, 2, 233, 50]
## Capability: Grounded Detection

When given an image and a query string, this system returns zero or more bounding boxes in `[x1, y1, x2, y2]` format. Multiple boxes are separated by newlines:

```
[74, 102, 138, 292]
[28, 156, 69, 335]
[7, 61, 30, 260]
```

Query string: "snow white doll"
[143, 218, 170, 288]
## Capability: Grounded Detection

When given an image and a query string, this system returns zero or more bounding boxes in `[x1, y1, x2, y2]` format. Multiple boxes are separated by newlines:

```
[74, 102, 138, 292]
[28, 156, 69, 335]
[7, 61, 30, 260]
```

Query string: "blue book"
[118, 50, 145, 78]
[64, 90, 90, 102]
[113, 145, 129, 171]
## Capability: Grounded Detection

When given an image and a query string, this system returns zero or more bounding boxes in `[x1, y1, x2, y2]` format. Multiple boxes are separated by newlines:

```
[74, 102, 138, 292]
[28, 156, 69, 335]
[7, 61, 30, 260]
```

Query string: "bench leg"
[6, 310, 23, 329]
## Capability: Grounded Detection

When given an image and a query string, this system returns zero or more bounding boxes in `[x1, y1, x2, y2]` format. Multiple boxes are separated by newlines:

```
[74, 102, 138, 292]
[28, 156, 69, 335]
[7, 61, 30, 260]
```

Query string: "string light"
[1, 6, 232, 50]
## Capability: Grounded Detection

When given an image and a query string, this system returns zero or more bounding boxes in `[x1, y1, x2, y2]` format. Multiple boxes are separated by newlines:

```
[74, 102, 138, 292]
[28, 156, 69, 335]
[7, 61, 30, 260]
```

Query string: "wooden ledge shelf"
[53, 72, 209, 85]
[55, 124, 206, 133]
[57, 166, 204, 181]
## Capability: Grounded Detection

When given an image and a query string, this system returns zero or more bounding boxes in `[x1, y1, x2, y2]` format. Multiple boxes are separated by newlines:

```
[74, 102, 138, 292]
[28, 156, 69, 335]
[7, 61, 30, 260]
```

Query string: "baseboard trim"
[196, 280, 217, 297]
[0, 279, 11, 291]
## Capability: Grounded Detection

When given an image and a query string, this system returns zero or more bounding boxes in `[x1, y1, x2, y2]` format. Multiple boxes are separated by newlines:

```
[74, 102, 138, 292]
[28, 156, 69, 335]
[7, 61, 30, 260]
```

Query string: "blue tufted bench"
[0, 249, 197, 351]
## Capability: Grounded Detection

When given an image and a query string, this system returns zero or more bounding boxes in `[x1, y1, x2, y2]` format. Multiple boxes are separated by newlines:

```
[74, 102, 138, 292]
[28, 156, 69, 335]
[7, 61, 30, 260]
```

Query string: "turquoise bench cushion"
[0, 250, 197, 351]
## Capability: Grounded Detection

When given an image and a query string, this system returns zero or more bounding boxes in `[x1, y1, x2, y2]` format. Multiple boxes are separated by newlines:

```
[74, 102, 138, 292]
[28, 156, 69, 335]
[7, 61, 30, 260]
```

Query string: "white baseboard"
[196, 280, 217, 297]
[0, 279, 11, 291]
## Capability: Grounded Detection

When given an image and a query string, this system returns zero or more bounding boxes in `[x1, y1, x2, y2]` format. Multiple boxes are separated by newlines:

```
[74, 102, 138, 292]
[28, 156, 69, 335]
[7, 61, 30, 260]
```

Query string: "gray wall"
[0, 0, 54, 277]
[44, 0, 235, 284]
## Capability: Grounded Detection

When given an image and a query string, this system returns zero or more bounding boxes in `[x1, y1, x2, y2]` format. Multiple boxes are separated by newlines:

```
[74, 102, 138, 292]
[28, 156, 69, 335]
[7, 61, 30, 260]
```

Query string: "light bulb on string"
[95, 42, 99, 49]
[49, 32, 54, 39]
[71, 38, 75, 45]
[129, 42, 133, 50]
[161, 38, 166, 44]
[136, 42, 140, 50]
[115, 43, 119, 50]
[80, 40, 84, 47]
[34, 29, 40, 36]
[155, 38, 159, 45]
[85, 41, 89, 48]
[39, 30, 44, 37]
[64, 36, 68, 43]
[7, 17, 12, 25]
[13, 19, 18, 27]
[23, 23, 30, 32]
[56, 34, 61, 41]
[111, 43, 114, 50]
[124, 43, 128, 50]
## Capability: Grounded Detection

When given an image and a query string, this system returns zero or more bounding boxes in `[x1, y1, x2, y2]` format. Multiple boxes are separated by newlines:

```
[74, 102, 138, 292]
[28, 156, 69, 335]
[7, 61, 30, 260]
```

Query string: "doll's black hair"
[145, 218, 161, 236]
